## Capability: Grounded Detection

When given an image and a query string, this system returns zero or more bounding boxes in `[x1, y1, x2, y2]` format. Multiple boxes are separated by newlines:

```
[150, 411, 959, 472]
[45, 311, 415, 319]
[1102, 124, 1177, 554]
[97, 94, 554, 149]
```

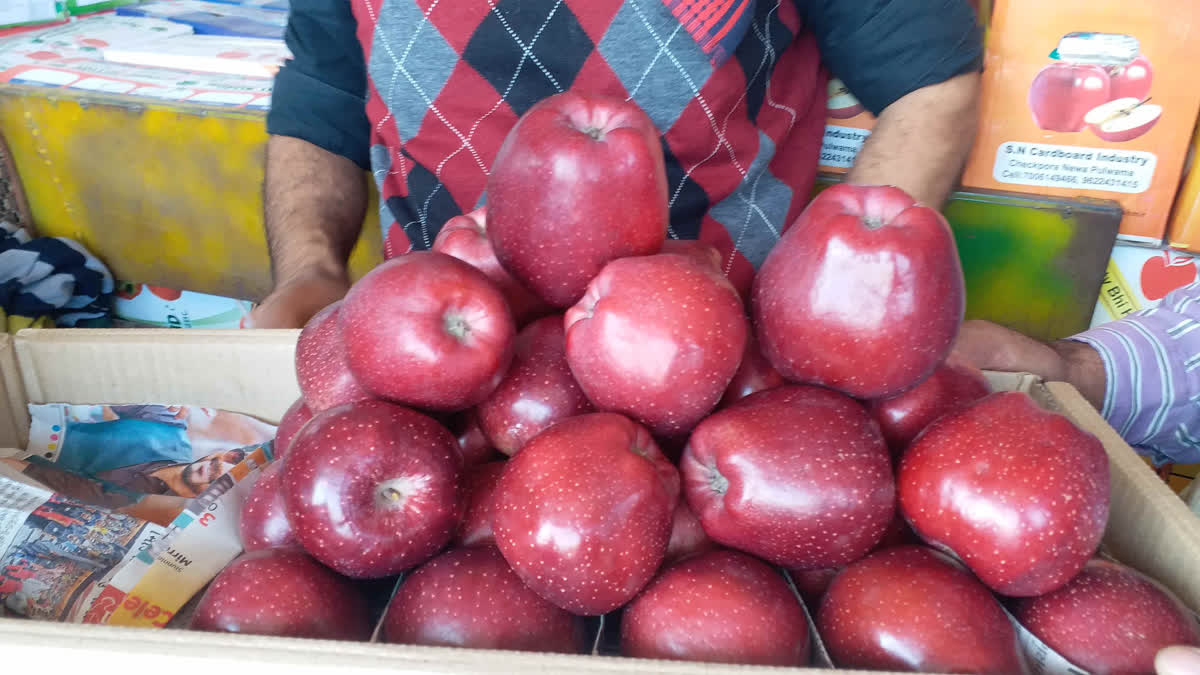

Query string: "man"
[249, 0, 1200, 466]
[249, 0, 984, 328]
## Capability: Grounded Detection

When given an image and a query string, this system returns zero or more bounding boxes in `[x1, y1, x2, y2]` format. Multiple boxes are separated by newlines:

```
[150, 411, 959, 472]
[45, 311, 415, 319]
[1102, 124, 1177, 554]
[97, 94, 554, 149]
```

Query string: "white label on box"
[992, 142, 1157, 194]
[820, 125, 871, 169]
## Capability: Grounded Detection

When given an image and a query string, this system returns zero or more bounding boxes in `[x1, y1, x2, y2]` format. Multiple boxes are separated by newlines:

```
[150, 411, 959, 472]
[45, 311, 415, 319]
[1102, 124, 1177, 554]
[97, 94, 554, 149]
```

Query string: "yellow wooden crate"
[0, 86, 383, 301]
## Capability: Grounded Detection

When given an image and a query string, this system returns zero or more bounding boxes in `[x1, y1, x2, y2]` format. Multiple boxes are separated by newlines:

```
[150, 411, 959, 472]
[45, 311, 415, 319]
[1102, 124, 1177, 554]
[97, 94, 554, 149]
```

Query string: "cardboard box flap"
[0, 619, 851, 675]
[0, 334, 28, 447]
[1046, 381, 1200, 612]
[13, 329, 300, 424]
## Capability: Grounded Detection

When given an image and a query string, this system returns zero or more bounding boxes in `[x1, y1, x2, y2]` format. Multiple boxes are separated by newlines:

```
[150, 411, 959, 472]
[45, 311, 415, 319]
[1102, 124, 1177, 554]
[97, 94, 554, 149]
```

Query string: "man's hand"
[244, 270, 349, 329]
[953, 319, 1106, 411]
[1157, 646, 1200, 675]
[249, 136, 368, 329]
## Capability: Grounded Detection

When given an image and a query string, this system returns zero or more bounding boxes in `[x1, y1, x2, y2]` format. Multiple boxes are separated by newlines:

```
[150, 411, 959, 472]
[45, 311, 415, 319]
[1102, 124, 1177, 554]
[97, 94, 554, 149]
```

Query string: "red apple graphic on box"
[826, 78, 864, 119]
[1028, 63, 1112, 132]
[1085, 97, 1161, 143]
[1141, 251, 1197, 301]
[1110, 54, 1153, 101]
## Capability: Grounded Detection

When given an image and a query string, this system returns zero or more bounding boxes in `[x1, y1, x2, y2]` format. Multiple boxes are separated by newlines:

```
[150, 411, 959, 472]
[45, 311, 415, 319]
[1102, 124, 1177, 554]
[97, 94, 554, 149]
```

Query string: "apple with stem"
[487, 92, 668, 307]
[283, 400, 462, 578]
[339, 251, 516, 411]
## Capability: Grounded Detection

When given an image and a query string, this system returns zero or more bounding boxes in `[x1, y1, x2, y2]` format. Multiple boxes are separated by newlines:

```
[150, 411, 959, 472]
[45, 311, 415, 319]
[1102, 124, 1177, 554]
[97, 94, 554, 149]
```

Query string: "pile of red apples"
[192, 93, 1199, 674]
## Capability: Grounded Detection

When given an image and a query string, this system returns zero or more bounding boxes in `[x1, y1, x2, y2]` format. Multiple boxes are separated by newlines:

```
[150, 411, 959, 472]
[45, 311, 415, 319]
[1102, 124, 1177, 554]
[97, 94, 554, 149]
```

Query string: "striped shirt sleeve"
[1068, 281, 1200, 466]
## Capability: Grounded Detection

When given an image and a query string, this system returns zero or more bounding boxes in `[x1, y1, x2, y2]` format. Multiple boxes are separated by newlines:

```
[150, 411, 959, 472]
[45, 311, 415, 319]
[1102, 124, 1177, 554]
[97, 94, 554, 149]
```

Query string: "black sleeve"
[798, 0, 984, 116]
[266, 0, 371, 169]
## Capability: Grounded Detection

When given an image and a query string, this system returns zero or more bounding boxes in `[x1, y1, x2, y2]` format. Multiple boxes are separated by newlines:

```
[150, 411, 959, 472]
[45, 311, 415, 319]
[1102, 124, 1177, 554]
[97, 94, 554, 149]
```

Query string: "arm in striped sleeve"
[1067, 281, 1200, 466]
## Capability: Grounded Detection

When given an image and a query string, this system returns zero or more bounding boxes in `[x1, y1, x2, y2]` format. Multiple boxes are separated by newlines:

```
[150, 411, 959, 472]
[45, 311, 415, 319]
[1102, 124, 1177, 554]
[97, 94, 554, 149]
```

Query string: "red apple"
[866, 354, 991, 457]
[621, 550, 810, 666]
[566, 253, 748, 437]
[273, 398, 313, 458]
[447, 410, 497, 467]
[826, 78, 865, 119]
[719, 329, 785, 408]
[1085, 97, 1161, 143]
[682, 385, 894, 570]
[455, 461, 505, 547]
[283, 400, 462, 578]
[191, 548, 370, 640]
[339, 251, 515, 411]
[487, 91, 668, 307]
[752, 183, 965, 400]
[660, 238, 723, 273]
[1109, 54, 1153, 101]
[294, 301, 371, 413]
[239, 461, 295, 551]
[664, 500, 717, 565]
[1010, 558, 1200, 675]
[382, 545, 586, 653]
[817, 546, 1024, 673]
[898, 391, 1110, 596]
[492, 412, 679, 615]
[432, 206, 553, 326]
[1140, 250, 1197, 301]
[1028, 63, 1112, 132]
[476, 315, 593, 456]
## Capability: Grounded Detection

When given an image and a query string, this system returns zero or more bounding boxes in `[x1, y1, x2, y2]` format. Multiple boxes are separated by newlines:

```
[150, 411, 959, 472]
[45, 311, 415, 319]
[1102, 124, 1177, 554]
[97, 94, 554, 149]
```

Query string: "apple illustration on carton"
[1084, 97, 1162, 142]
[826, 78, 864, 119]
[1140, 250, 1197, 301]
[1110, 54, 1153, 100]
[1028, 63, 1112, 132]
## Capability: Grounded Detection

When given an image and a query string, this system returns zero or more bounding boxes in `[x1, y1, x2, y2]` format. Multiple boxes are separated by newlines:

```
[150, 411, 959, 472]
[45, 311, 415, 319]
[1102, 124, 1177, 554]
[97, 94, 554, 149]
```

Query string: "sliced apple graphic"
[1085, 97, 1161, 143]
[827, 78, 864, 119]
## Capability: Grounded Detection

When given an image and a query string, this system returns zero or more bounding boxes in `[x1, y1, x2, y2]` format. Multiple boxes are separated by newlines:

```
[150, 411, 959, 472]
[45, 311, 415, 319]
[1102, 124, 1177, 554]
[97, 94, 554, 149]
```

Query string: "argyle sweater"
[269, 0, 983, 294]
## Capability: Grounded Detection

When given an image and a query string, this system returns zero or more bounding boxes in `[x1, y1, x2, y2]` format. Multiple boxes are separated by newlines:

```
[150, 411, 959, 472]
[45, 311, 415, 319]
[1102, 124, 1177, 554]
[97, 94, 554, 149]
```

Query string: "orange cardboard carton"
[961, 1, 1200, 244]
[1166, 121, 1200, 252]
[817, 0, 992, 174]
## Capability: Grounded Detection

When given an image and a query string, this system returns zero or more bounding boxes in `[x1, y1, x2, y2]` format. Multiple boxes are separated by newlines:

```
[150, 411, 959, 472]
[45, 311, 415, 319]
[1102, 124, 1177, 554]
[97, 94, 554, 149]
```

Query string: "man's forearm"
[847, 72, 981, 208]
[264, 135, 368, 287]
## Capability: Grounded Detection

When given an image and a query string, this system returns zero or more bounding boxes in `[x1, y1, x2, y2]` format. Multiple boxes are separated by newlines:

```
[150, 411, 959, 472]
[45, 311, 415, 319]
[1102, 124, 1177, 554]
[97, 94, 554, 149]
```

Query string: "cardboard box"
[1090, 242, 1198, 327]
[961, 1, 1200, 244]
[1167, 121, 1200, 252]
[0, 329, 1195, 673]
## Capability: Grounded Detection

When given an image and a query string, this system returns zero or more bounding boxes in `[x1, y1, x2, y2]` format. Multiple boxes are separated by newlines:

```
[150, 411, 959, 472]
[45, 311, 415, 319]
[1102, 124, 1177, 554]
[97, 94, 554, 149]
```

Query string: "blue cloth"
[0, 221, 113, 328]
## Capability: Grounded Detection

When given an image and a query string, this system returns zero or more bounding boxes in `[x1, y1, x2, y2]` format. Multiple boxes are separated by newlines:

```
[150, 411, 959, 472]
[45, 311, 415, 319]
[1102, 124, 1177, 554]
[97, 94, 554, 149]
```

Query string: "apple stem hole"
[583, 127, 604, 141]
[863, 217, 885, 231]
[708, 465, 728, 496]
[444, 312, 471, 340]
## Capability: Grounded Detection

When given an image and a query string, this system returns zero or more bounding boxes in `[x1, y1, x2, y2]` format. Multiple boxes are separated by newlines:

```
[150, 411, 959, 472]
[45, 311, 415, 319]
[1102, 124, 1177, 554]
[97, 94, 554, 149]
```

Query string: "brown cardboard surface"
[1046, 380, 1200, 613]
[0, 329, 1193, 673]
